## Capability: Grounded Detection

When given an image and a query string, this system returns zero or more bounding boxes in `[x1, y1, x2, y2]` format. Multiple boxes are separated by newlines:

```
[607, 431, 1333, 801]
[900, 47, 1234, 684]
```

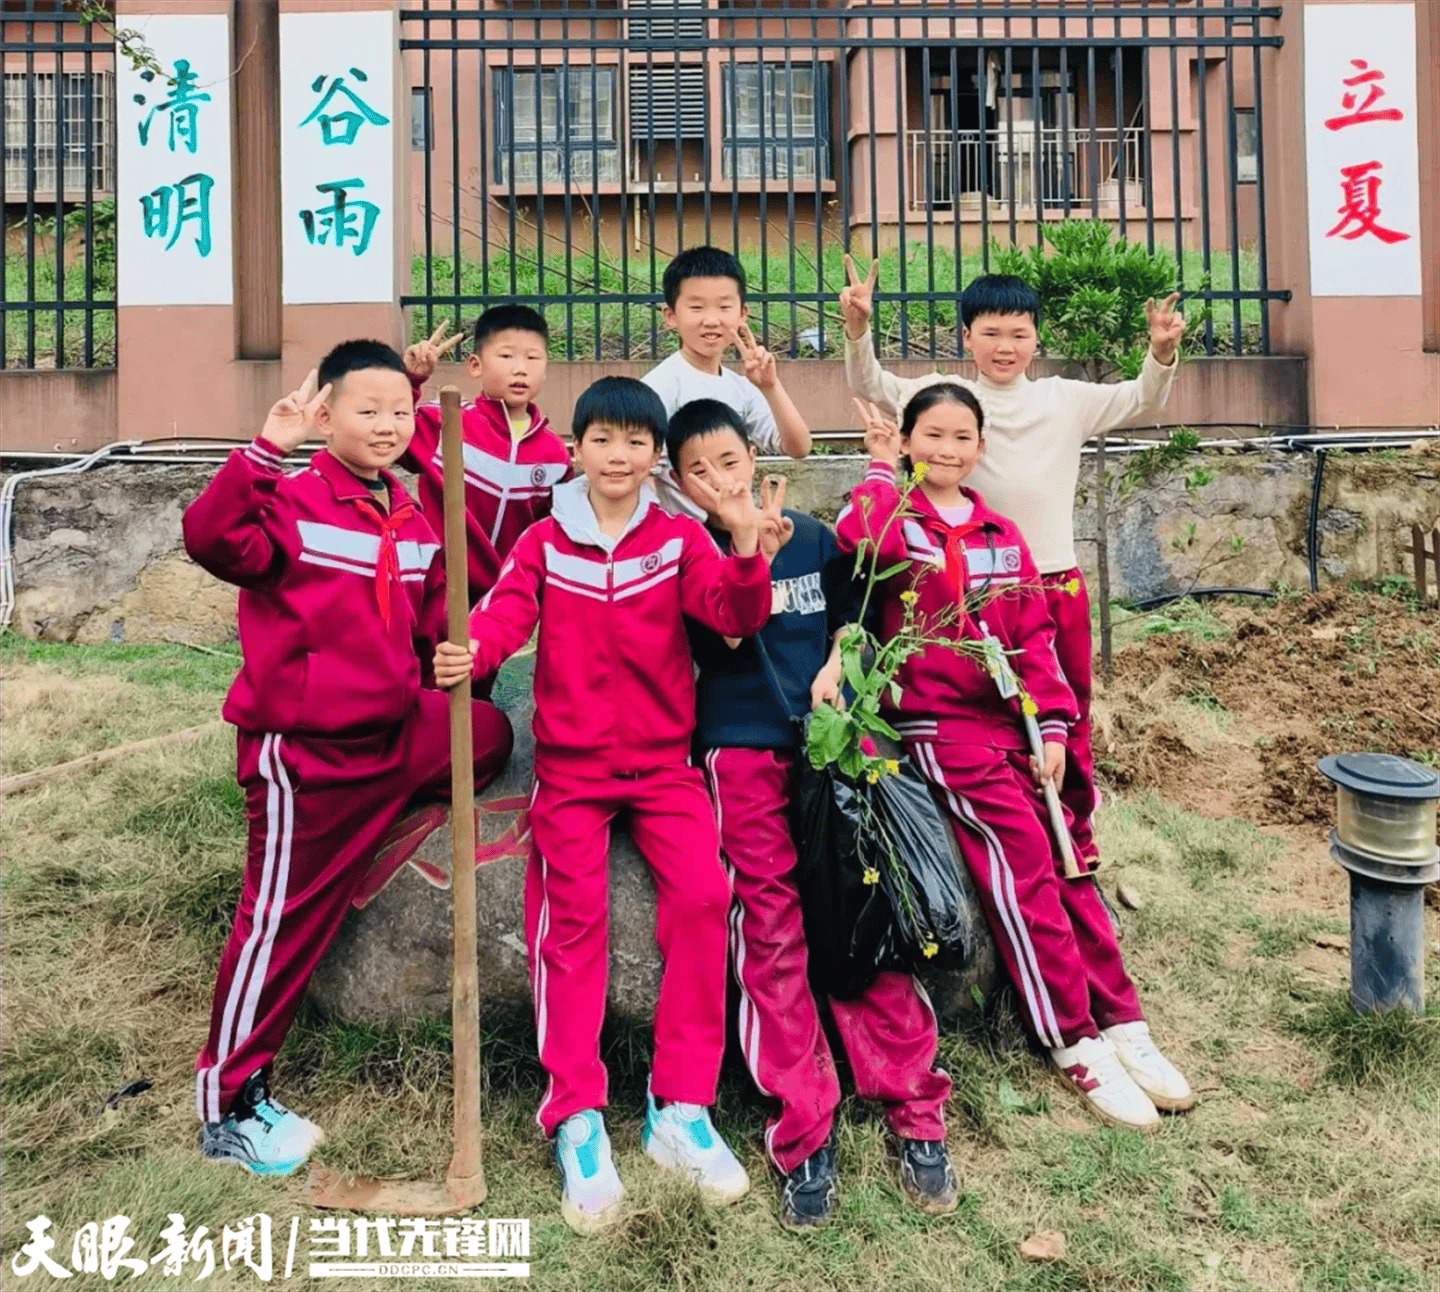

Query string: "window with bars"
[721, 63, 830, 181]
[493, 67, 621, 184]
[625, 0, 706, 44]
[3, 70, 115, 197]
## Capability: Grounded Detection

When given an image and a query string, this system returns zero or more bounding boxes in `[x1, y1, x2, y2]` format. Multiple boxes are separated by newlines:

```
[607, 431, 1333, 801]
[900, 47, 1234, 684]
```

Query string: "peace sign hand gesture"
[840, 253, 879, 340]
[757, 475, 795, 560]
[730, 322, 778, 392]
[853, 397, 901, 466]
[1145, 292, 1185, 366]
[686, 456, 761, 551]
[262, 369, 332, 454]
[403, 321, 465, 383]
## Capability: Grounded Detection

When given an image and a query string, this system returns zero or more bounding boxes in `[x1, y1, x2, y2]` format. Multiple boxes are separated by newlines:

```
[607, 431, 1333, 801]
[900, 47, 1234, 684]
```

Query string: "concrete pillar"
[112, 0, 407, 443]
[1265, 0, 1438, 429]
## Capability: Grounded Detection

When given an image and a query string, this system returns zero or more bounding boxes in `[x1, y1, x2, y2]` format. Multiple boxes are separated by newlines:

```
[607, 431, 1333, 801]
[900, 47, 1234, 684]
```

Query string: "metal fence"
[402, 0, 1285, 361]
[2, 2, 116, 370]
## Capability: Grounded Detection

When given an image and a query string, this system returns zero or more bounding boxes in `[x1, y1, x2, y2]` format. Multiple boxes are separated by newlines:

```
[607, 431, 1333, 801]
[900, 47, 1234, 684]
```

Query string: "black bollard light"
[1317, 753, 1439, 1015]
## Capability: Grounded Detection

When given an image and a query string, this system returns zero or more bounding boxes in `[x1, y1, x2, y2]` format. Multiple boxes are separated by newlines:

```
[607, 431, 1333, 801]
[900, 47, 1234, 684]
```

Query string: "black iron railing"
[401, 0, 1284, 361]
[2, 1, 116, 370]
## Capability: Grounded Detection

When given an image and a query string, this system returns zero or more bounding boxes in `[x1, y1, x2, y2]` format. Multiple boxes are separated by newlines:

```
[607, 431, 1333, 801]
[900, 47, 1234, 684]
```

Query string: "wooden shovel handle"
[439, 386, 485, 1198]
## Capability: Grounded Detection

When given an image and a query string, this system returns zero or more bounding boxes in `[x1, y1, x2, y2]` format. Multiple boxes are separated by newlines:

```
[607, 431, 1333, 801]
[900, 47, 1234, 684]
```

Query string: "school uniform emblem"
[531, 465, 548, 486]
[641, 552, 662, 574]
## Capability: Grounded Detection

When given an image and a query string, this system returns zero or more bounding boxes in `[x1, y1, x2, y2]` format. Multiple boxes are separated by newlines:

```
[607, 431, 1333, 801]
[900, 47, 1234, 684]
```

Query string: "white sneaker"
[1050, 1035, 1160, 1132]
[642, 1093, 750, 1205]
[554, 1110, 625, 1235]
[1103, 1021, 1196, 1111]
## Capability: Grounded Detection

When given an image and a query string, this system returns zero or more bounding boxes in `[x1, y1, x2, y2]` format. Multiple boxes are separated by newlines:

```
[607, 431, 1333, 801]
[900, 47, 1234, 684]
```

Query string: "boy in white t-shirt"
[840, 263, 1183, 877]
[644, 246, 812, 513]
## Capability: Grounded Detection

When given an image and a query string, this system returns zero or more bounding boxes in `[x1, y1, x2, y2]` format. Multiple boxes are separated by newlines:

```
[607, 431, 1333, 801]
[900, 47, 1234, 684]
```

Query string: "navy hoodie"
[689, 510, 861, 751]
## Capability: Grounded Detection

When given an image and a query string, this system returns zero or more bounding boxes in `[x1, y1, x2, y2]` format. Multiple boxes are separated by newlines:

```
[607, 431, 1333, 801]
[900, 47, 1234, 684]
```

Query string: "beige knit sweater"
[845, 334, 1178, 574]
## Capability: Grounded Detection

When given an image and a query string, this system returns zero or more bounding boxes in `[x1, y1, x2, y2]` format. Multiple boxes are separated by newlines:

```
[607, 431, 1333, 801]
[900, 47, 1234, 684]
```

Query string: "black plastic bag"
[865, 751, 980, 974]
[791, 754, 908, 999]
[791, 736, 980, 999]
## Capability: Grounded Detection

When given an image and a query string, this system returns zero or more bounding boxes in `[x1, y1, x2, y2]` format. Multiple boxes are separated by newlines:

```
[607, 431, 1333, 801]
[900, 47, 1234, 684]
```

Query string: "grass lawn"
[1, 600, 1436, 1292]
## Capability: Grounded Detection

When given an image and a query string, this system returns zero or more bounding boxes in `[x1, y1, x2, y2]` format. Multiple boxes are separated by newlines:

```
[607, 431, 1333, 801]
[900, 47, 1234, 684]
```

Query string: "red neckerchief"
[933, 516, 984, 600]
[350, 491, 416, 628]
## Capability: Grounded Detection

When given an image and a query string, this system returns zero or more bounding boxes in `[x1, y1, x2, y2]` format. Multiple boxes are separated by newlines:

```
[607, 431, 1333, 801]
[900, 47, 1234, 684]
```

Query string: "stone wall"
[6, 446, 1438, 644]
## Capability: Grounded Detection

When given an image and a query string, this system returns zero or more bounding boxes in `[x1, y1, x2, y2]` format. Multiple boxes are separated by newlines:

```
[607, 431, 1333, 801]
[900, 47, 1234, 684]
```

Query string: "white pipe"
[0, 441, 143, 630]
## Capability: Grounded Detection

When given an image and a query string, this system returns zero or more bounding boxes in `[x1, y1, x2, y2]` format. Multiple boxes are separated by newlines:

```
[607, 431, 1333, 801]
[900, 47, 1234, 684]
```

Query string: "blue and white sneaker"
[554, 1109, 625, 1235]
[198, 1072, 324, 1177]
[642, 1091, 750, 1205]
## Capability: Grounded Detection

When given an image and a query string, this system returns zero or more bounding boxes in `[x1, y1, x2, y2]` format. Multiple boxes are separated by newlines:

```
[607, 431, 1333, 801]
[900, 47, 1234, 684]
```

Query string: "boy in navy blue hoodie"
[672, 399, 956, 1232]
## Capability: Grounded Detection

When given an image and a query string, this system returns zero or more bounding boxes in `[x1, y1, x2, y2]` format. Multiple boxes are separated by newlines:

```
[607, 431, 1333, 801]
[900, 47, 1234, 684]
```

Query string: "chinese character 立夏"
[221, 1214, 272, 1282]
[10, 1216, 72, 1279]
[151, 1214, 216, 1280]
[70, 1217, 147, 1280]
[1325, 160, 1410, 244]
[300, 69, 390, 146]
[141, 173, 216, 256]
[299, 178, 381, 256]
[134, 59, 212, 153]
[1324, 59, 1404, 132]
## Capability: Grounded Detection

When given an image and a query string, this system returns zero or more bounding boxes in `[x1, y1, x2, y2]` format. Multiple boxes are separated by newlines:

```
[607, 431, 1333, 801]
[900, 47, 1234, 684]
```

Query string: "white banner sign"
[1304, 4, 1421, 297]
[116, 14, 233, 306]
[280, 9, 397, 304]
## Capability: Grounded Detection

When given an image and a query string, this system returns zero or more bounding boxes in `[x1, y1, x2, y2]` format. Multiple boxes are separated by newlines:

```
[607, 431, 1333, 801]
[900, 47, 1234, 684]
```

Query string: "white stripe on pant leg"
[528, 779, 556, 1132]
[950, 785, 1065, 1049]
[914, 743, 1063, 1050]
[234, 736, 296, 1049]
[911, 742, 1049, 1044]
[202, 733, 281, 1122]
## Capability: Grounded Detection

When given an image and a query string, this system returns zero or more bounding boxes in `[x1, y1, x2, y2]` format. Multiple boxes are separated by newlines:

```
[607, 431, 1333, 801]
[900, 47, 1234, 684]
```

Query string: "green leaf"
[888, 679, 904, 707]
[805, 703, 850, 769]
[869, 714, 904, 741]
[838, 746, 867, 779]
[997, 1079, 1025, 1114]
[874, 561, 912, 582]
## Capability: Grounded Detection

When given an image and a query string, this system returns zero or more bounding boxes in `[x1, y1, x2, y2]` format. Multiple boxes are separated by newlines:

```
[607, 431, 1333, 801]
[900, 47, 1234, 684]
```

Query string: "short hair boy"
[668, 398, 957, 1230]
[643, 246, 813, 515]
[433, 377, 772, 1236]
[401, 303, 571, 623]
[183, 340, 514, 1176]
[840, 264, 1183, 873]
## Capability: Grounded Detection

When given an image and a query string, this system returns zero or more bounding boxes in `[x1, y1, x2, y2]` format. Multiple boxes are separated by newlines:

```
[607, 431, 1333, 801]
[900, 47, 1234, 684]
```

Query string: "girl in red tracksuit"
[839, 385, 1194, 1132]
[183, 343, 514, 1178]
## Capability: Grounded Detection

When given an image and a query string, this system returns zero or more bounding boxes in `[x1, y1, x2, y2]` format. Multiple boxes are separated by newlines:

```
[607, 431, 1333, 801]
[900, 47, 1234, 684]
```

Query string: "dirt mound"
[1096, 590, 1437, 826]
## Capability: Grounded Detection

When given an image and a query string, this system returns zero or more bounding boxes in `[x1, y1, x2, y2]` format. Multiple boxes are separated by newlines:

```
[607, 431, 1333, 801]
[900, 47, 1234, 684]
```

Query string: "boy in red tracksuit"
[840, 385, 1194, 1133]
[184, 341, 514, 1178]
[401, 304, 572, 619]
[670, 399, 957, 1230]
[435, 377, 772, 1236]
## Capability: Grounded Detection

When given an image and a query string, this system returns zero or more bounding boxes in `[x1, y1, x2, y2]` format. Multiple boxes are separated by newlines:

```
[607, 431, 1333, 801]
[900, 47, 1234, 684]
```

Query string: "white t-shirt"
[642, 350, 782, 454]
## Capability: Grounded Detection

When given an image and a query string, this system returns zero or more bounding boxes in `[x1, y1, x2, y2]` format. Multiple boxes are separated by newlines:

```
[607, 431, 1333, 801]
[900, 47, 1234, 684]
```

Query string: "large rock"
[308, 660, 1001, 1027]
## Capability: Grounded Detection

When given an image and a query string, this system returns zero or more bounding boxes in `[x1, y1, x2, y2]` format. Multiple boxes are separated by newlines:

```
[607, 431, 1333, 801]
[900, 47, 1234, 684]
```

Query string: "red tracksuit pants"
[1041, 568, 1100, 865]
[703, 748, 951, 1173]
[195, 690, 513, 1123]
[526, 760, 733, 1138]
[908, 739, 1142, 1050]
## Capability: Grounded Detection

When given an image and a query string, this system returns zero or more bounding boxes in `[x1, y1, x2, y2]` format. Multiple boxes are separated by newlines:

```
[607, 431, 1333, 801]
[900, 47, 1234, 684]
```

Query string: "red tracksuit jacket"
[835, 462, 1077, 750]
[405, 382, 572, 603]
[468, 479, 773, 773]
[183, 436, 447, 737]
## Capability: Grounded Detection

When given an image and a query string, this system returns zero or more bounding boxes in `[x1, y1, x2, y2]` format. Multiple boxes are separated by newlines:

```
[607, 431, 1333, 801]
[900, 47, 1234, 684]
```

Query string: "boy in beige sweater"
[840, 263, 1183, 872]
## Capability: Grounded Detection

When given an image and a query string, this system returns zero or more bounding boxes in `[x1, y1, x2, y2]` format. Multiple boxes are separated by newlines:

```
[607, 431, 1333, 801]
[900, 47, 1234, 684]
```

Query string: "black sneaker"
[897, 1138, 958, 1215]
[779, 1144, 839, 1232]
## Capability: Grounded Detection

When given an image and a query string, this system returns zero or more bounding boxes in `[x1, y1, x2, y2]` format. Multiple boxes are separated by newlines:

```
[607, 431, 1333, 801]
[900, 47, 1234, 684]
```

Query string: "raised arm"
[465, 526, 547, 679]
[1069, 294, 1182, 441]
[182, 370, 330, 588]
[733, 322, 812, 457]
[839, 254, 929, 418]
[677, 520, 773, 639]
[833, 399, 909, 568]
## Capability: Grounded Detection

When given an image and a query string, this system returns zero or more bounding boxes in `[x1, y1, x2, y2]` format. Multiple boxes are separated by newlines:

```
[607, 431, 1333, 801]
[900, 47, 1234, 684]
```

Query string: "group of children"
[184, 245, 1195, 1235]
